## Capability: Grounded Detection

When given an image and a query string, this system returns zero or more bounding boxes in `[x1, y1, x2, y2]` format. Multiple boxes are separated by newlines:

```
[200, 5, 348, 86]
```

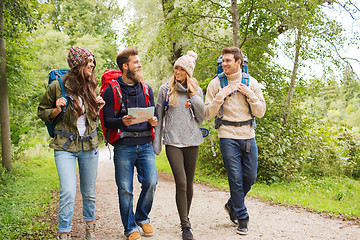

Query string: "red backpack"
[99, 69, 152, 144]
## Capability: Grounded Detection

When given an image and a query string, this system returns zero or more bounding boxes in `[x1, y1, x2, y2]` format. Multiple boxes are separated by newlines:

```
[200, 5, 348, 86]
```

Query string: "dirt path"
[69, 147, 360, 240]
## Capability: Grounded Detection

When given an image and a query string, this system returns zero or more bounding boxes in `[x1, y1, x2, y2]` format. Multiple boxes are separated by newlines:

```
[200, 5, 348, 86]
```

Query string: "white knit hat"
[174, 51, 198, 77]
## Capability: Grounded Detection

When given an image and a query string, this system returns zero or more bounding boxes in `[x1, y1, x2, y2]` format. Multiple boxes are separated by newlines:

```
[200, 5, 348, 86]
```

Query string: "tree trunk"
[231, 0, 240, 47]
[0, 2, 12, 171]
[283, 29, 302, 126]
[161, 0, 182, 65]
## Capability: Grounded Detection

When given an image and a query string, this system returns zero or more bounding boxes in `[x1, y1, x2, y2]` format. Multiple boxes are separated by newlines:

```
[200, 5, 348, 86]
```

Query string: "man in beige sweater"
[205, 46, 266, 235]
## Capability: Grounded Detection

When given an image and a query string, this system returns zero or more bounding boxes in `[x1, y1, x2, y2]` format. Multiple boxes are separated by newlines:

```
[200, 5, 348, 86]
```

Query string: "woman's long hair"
[168, 73, 199, 107]
[64, 58, 98, 119]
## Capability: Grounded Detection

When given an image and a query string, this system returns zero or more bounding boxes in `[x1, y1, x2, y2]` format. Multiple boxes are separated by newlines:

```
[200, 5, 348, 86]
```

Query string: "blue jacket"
[102, 76, 155, 145]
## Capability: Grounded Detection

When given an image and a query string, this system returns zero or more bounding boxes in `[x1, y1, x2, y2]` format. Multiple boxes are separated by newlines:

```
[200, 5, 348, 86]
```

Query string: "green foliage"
[4, 0, 120, 150]
[2, 0, 39, 38]
[45, 0, 121, 44]
[251, 176, 360, 221]
[0, 149, 58, 239]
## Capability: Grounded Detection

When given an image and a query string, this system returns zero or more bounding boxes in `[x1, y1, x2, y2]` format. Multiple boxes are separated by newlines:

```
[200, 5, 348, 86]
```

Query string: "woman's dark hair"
[64, 58, 98, 119]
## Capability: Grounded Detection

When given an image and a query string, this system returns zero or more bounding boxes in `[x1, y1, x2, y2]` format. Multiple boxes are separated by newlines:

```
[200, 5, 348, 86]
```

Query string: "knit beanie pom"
[186, 50, 197, 60]
[174, 50, 198, 78]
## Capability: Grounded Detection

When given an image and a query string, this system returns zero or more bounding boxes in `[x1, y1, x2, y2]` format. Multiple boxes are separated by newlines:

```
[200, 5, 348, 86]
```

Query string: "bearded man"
[102, 47, 158, 240]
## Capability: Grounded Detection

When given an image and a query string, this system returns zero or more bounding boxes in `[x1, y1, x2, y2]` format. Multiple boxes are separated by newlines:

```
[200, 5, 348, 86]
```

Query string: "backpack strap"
[218, 72, 228, 88]
[141, 82, 150, 107]
[108, 79, 125, 116]
[217, 73, 227, 120]
[140, 81, 155, 140]
[54, 129, 98, 150]
[54, 70, 69, 111]
[164, 82, 170, 111]
[215, 70, 256, 130]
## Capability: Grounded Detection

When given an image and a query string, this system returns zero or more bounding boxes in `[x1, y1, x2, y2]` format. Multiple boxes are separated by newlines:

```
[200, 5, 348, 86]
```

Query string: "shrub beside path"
[68, 147, 360, 240]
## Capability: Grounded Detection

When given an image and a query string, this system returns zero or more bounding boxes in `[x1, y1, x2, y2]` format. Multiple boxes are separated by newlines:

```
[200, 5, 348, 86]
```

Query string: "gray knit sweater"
[153, 82, 205, 155]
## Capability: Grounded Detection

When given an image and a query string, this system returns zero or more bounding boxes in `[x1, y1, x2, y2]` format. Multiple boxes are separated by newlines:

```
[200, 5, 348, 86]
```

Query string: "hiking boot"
[224, 202, 238, 225]
[236, 216, 249, 235]
[58, 233, 71, 239]
[140, 223, 154, 236]
[85, 223, 98, 240]
[128, 231, 141, 240]
[182, 227, 194, 240]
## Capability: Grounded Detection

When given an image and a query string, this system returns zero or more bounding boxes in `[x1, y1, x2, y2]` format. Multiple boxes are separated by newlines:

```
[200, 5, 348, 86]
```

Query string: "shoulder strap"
[141, 81, 150, 107]
[242, 56, 250, 86]
[55, 70, 69, 111]
[218, 72, 228, 88]
[164, 82, 170, 111]
[108, 79, 125, 116]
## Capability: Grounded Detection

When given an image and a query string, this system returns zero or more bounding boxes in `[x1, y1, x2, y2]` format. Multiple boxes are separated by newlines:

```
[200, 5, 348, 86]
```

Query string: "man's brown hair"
[222, 46, 244, 66]
[116, 47, 139, 71]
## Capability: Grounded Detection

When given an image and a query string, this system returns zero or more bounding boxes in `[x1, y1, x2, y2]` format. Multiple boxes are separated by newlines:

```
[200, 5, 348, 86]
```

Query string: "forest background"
[0, 0, 360, 238]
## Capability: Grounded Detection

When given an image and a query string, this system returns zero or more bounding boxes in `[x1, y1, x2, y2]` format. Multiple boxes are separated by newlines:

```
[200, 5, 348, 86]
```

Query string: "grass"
[251, 177, 360, 221]
[156, 149, 360, 223]
[0, 147, 59, 240]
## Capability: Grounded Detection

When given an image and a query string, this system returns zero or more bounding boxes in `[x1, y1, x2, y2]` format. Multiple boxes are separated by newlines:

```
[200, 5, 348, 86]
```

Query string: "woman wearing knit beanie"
[38, 46, 105, 240]
[153, 51, 205, 240]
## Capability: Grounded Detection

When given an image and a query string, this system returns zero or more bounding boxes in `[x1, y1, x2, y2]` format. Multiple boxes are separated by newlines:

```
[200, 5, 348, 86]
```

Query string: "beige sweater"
[205, 71, 266, 139]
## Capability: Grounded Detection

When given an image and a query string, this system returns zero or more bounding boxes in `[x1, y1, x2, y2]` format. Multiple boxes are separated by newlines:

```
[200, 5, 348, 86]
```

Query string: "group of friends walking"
[37, 45, 266, 240]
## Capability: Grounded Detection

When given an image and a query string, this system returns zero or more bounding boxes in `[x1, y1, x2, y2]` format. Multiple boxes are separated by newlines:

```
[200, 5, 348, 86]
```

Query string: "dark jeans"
[165, 145, 199, 228]
[219, 138, 258, 219]
[113, 142, 158, 236]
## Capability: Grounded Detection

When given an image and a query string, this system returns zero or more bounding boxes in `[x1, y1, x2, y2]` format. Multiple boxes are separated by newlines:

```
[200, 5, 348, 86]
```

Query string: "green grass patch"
[0, 148, 59, 239]
[251, 177, 360, 221]
[156, 148, 360, 222]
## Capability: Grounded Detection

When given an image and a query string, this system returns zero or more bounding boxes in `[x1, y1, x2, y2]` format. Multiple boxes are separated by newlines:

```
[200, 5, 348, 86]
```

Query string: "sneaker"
[85, 223, 98, 240]
[128, 231, 141, 240]
[224, 202, 238, 225]
[182, 227, 194, 240]
[140, 223, 154, 236]
[237, 216, 249, 235]
[58, 234, 71, 239]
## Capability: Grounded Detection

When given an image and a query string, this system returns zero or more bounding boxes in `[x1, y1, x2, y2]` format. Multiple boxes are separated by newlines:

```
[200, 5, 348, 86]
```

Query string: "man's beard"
[126, 68, 143, 84]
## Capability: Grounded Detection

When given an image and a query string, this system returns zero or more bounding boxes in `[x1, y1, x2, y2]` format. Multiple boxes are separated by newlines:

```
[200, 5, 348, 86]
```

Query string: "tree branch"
[239, 0, 255, 48]
[166, 13, 232, 23]
[205, 0, 232, 15]
[184, 28, 229, 46]
[325, 36, 360, 79]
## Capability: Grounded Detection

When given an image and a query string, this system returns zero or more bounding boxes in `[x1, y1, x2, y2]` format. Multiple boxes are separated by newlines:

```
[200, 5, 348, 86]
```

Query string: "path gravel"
[68, 147, 360, 240]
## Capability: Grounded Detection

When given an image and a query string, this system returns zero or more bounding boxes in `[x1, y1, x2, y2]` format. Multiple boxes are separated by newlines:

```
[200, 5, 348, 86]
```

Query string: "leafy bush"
[198, 97, 360, 184]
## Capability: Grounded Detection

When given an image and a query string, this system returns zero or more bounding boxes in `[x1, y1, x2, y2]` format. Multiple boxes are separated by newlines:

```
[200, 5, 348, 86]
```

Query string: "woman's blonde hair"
[168, 73, 199, 107]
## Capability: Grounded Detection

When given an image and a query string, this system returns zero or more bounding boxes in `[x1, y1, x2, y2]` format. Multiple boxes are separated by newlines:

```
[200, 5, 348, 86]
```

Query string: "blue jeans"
[113, 142, 158, 236]
[54, 148, 99, 233]
[219, 138, 258, 219]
